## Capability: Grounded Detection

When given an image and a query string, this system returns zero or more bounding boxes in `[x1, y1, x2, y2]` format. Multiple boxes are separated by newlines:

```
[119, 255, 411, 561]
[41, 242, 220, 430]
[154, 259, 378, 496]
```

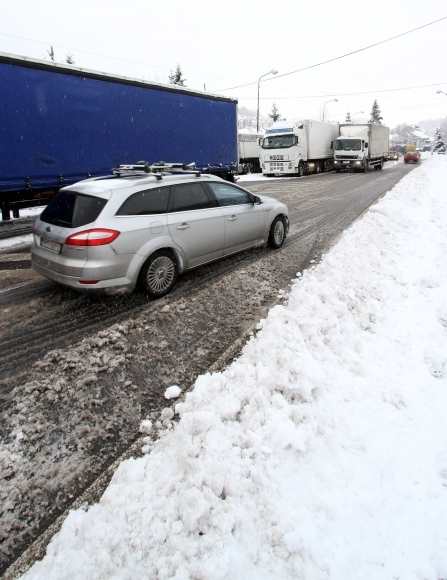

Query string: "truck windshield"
[262, 134, 295, 149]
[335, 139, 362, 151]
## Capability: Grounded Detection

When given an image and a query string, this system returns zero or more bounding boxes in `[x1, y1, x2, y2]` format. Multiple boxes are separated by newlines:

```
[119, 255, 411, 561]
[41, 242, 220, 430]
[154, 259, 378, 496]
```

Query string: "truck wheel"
[363, 161, 369, 173]
[139, 250, 178, 298]
[314, 161, 321, 174]
[268, 216, 286, 249]
[297, 162, 305, 177]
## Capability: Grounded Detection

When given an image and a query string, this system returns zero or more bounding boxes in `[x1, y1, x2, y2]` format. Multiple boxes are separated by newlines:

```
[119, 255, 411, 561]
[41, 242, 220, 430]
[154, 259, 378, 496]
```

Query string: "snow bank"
[22, 156, 447, 580]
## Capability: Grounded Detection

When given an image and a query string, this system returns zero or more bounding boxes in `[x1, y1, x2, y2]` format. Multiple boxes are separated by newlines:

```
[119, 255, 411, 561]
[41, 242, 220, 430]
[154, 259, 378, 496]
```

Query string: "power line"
[242, 82, 447, 101]
[214, 16, 447, 92]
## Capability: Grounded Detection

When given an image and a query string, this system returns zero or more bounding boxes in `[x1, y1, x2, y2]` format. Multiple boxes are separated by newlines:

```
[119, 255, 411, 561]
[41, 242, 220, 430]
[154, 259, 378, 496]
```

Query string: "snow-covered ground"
[20, 154, 447, 579]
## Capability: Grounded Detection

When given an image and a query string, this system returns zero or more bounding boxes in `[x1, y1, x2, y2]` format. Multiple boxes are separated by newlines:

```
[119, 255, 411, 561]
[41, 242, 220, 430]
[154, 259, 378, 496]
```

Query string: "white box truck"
[333, 124, 390, 173]
[259, 119, 339, 177]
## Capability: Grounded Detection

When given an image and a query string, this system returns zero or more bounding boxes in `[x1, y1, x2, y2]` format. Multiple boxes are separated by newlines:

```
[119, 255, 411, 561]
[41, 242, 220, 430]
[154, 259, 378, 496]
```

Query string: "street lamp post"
[322, 98, 338, 122]
[257, 69, 278, 132]
[352, 111, 364, 122]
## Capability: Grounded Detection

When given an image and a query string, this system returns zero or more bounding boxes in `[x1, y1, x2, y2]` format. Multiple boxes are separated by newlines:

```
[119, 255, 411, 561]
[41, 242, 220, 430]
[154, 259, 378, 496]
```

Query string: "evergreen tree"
[432, 128, 446, 152]
[369, 100, 383, 125]
[169, 64, 187, 87]
[440, 119, 447, 147]
[268, 102, 281, 122]
[65, 51, 75, 64]
[47, 46, 55, 61]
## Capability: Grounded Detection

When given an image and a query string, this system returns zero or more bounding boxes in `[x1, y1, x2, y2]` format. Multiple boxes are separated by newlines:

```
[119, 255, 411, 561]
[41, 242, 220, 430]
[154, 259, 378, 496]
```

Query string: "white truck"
[333, 124, 390, 173]
[259, 119, 339, 177]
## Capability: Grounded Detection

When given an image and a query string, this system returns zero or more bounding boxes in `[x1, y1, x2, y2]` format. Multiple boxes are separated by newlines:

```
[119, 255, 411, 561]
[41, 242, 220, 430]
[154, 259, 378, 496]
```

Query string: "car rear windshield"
[40, 191, 107, 228]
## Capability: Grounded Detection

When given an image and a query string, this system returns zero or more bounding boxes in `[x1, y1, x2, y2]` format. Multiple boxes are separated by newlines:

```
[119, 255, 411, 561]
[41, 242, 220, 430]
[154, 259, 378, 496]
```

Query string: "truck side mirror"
[365, 142, 368, 148]
[330, 141, 333, 149]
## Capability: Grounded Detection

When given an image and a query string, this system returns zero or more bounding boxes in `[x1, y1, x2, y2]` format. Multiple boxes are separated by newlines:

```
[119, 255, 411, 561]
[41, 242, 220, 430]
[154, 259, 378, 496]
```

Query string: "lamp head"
[270, 69, 278, 75]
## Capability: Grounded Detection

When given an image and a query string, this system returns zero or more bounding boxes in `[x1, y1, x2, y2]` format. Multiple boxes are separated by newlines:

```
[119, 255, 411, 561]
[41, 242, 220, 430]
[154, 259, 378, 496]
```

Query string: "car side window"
[207, 182, 252, 207]
[116, 187, 169, 215]
[168, 183, 215, 212]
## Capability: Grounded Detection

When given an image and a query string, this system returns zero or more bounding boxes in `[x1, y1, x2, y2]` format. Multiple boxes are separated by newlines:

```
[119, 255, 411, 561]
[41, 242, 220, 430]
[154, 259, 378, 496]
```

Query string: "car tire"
[139, 250, 178, 298]
[268, 215, 286, 249]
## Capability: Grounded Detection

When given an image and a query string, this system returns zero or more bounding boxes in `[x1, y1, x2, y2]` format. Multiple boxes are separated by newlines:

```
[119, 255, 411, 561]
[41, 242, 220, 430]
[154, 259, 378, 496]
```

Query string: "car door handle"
[227, 215, 238, 221]
[176, 223, 190, 230]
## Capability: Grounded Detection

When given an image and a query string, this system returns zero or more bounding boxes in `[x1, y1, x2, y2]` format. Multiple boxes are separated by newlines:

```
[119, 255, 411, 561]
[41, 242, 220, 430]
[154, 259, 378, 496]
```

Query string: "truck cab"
[260, 121, 304, 176]
[333, 136, 368, 171]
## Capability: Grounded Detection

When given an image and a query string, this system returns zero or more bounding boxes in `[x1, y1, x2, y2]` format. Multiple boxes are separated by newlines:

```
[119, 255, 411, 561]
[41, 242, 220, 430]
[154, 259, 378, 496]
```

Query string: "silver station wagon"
[31, 163, 289, 298]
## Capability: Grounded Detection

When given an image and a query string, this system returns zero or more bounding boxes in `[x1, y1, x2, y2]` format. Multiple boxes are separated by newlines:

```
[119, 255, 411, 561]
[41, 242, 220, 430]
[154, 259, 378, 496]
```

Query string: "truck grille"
[336, 155, 358, 160]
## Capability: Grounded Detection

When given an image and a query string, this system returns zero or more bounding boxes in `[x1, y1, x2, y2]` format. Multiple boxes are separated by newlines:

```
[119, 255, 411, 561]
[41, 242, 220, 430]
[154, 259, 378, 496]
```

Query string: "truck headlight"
[334, 160, 338, 164]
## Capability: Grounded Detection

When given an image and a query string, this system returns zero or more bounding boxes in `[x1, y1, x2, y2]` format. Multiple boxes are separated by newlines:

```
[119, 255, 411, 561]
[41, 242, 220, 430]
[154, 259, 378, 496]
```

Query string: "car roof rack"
[111, 161, 202, 180]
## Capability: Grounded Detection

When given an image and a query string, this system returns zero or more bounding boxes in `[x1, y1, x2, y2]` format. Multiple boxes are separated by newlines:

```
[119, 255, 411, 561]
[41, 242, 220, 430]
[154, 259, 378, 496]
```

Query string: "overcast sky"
[1, 0, 446, 129]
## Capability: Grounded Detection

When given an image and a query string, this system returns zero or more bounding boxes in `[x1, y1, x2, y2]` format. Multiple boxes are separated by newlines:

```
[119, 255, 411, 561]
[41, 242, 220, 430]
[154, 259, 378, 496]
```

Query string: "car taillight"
[65, 229, 120, 246]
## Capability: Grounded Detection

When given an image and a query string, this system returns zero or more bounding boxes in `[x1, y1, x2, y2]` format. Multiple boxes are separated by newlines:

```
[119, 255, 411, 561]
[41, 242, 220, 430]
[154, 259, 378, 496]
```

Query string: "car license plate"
[343, 161, 350, 164]
[41, 237, 62, 253]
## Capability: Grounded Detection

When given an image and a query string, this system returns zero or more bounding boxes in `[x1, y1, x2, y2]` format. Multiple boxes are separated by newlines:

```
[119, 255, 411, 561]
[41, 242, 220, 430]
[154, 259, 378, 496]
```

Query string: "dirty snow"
[19, 154, 447, 579]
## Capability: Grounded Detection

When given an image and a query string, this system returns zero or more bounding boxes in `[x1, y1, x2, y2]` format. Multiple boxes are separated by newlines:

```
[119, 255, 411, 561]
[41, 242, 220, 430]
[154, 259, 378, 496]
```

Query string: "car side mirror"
[252, 195, 261, 205]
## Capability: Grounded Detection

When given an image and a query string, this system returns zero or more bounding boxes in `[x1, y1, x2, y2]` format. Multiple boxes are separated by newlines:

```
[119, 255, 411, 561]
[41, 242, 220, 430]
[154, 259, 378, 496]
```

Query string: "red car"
[404, 151, 420, 164]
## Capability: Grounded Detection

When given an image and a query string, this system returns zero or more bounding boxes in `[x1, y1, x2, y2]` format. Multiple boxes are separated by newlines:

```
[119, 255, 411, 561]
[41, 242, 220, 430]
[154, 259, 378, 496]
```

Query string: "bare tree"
[47, 46, 55, 61]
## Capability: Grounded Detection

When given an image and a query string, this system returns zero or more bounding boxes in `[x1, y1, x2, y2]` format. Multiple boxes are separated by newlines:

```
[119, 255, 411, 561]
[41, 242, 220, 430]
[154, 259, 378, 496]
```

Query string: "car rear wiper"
[51, 219, 72, 226]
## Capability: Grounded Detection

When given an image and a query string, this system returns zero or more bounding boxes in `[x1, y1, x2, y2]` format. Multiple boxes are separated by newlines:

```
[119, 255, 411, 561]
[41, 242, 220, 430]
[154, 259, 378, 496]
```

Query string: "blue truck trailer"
[0, 53, 238, 220]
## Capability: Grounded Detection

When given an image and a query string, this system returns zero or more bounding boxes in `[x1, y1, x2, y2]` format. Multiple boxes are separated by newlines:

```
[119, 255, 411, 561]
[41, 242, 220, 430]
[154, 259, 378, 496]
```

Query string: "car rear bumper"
[31, 254, 136, 294]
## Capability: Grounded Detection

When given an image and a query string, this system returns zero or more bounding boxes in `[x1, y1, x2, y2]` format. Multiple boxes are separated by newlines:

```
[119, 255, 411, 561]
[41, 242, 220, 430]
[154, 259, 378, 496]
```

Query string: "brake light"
[65, 229, 120, 246]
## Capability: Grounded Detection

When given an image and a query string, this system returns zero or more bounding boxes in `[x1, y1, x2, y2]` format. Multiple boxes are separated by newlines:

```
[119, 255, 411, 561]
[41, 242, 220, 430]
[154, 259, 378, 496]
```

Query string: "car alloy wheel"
[140, 250, 178, 298]
[268, 216, 286, 249]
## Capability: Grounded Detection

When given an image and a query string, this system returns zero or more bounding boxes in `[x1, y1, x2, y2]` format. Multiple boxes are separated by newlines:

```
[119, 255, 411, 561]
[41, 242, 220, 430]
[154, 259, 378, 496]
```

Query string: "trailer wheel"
[139, 250, 178, 298]
[378, 159, 383, 170]
[297, 162, 305, 177]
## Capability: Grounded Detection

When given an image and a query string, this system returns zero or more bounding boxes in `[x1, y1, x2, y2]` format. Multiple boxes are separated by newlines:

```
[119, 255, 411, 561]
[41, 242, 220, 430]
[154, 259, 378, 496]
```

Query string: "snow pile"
[22, 156, 447, 579]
